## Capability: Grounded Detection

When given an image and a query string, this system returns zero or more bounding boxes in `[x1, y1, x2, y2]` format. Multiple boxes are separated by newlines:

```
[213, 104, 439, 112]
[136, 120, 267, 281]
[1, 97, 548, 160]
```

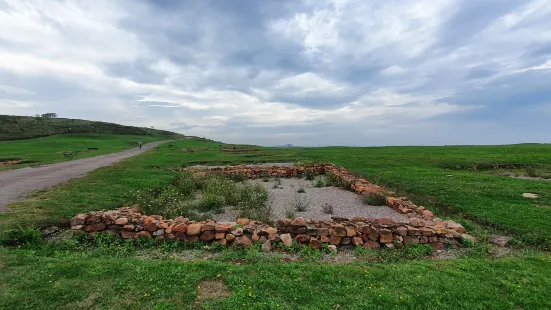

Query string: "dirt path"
[0, 141, 169, 212]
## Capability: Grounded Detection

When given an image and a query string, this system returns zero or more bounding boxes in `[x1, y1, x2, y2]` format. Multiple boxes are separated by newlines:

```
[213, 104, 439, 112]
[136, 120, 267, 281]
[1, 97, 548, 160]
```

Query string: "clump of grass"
[325, 172, 352, 189]
[297, 187, 305, 193]
[361, 192, 387, 206]
[526, 166, 538, 177]
[313, 176, 325, 188]
[322, 203, 334, 214]
[234, 183, 271, 221]
[261, 172, 270, 182]
[285, 208, 296, 219]
[305, 171, 315, 180]
[292, 193, 311, 212]
[229, 171, 248, 182]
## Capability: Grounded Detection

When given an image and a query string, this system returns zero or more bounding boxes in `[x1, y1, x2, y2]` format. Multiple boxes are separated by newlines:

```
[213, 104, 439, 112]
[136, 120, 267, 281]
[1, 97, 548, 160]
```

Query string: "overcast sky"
[1, 0, 550, 146]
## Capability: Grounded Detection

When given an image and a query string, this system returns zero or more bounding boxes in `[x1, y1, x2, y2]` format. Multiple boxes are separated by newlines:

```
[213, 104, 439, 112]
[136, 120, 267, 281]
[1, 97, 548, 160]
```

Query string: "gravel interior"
[214, 177, 408, 222]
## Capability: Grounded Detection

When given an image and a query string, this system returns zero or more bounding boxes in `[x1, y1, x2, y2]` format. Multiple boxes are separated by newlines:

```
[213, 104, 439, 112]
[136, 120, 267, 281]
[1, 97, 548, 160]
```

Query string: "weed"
[285, 208, 296, 219]
[361, 192, 387, 206]
[297, 187, 306, 193]
[526, 166, 538, 177]
[322, 203, 334, 214]
[313, 177, 325, 188]
[0, 227, 43, 246]
[292, 193, 311, 212]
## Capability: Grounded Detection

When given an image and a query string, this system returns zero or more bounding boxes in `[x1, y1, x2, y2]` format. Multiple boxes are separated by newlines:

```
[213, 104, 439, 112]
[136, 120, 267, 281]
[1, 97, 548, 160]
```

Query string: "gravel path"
[0, 140, 169, 212]
[215, 178, 407, 222]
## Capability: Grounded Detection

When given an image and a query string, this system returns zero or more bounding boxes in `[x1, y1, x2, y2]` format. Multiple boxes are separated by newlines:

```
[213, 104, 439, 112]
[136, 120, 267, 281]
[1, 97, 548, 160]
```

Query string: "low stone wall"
[71, 208, 472, 251]
[71, 163, 475, 251]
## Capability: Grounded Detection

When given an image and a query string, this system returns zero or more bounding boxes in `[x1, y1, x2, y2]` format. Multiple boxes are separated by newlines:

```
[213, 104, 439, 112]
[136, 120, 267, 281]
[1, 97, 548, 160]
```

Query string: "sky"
[1, 0, 550, 146]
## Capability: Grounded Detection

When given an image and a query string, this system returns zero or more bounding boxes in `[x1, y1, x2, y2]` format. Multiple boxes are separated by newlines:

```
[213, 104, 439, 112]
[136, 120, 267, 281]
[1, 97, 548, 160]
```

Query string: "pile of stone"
[71, 207, 474, 251]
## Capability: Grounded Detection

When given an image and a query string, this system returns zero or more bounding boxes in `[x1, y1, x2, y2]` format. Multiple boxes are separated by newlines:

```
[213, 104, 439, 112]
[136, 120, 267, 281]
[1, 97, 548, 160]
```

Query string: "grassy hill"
[0, 115, 185, 141]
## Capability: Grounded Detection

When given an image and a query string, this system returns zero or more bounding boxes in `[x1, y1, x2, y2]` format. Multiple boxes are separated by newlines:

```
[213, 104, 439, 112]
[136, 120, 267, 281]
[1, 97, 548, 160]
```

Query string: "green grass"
[0, 134, 166, 170]
[2, 141, 551, 308]
[1, 247, 550, 309]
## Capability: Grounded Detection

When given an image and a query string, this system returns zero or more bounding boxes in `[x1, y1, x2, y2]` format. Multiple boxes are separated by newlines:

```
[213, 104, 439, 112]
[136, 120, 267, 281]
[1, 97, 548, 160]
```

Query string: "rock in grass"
[262, 240, 272, 252]
[280, 233, 293, 247]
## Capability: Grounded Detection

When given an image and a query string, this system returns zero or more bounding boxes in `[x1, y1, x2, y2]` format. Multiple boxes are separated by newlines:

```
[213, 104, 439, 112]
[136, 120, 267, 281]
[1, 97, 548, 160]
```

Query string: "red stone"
[145, 222, 158, 232]
[295, 234, 310, 243]
[201, 223, 215, 231]
[291, 217, 306, 226]
[215, 232, 226, 240]
[134, 231, 151, 239]
[84, 222, 106, 232]
[396, 226, 408, 236]
[379, 229, 393, 243]
[114, 217, 128, 225]
[215, 223, 234, 232]
[363, 240, 380, 249]
[346, 227, 357, 237]
[352, 236, 364, 246]
[237, 218, 250, 225]
[404, 236, 419, 245]
[280, 233, 293, 247]
[321, 235, 330, 243]
[309, 237, 322, 249]
[226, 233, 235, 241]
[200, 230, 215, 241]
[231, 235, 253, 247]
[172, 224, 187, 233]
[332, 224, 347, 237]
[187, 223, 202, 236]
[329, 236, 342, 245]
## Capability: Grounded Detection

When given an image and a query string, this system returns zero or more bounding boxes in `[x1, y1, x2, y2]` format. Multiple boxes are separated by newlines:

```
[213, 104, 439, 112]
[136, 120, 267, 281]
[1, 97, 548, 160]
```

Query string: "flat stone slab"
[522, 193, 538, 199]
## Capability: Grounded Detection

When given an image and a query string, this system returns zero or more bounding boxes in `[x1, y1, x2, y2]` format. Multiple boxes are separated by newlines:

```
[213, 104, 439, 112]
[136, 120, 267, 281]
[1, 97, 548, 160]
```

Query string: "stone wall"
[71, 164, 475, 251]
[71, 208, 472, 251]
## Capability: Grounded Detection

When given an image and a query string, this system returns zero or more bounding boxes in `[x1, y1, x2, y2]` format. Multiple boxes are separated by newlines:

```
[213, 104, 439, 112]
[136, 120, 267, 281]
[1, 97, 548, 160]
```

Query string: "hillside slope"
[0, 115, 184, 140]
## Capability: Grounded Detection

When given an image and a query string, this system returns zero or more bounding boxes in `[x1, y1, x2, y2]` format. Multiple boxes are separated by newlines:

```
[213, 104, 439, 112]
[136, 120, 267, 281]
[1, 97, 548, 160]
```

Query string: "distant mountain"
[277, 144, 295, 148]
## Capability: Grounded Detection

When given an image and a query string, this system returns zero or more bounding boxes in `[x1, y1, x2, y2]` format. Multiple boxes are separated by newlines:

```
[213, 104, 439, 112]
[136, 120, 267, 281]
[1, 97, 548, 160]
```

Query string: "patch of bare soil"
[197, 279, 231, 300]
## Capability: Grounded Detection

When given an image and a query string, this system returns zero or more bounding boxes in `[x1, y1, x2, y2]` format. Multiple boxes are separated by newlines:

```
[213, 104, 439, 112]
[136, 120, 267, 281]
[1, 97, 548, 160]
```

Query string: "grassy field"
[0, 134, 166, 170]
[1, 138, 551, 309]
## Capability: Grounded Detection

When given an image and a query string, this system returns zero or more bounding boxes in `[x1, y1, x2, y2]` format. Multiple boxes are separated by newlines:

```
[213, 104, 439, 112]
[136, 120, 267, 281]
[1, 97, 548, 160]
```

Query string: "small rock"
[295, 234, 310, 243]
[490, 235, 510, 247]
[153, 229, 165, 236]
[262, 240, 272, 252]
[200, 230, 215, 241]
[71, 225, 83, 230]
[172, 224, 187, 233]
[187, 223, 202, 236]
[291, 217, 306, 227]
[115, 217, 129, 225]
[309, 237, 322, 249]
[237, 218, 250, 225]
[259, 236, 268, 243]
[231, 235, 253, 248]
[522, 193, 538, 199]
[226, 233, 235, 241]
[280, 233, 293, 247]
[329, 236, 342, 245]
[332, 224, 347, 237]
[328, 245, 337, 253]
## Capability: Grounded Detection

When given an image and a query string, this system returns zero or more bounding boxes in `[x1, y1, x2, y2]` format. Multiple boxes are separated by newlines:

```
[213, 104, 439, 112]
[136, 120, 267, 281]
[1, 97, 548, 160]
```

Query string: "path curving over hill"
[0, 141, 169, 212]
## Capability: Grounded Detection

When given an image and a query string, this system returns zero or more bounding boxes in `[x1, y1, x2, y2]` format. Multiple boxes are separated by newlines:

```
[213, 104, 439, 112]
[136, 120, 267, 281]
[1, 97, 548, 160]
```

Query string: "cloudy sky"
[1, 0, 551, 146]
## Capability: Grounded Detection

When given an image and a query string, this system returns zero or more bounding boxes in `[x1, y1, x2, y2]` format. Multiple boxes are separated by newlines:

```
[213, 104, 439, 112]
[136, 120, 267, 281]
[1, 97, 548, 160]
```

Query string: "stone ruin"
[71, 163, 475, 251]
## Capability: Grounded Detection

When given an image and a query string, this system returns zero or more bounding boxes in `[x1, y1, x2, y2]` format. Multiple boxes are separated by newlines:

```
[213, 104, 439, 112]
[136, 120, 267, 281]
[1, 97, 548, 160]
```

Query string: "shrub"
[361, 192, 387, 206]
[322, 203, 334, 214]
[235, 183, 271, 221]
[297, 187, 305, 193]
[526, 166, 538, 177]
[293, 193, 311, 212]
[229, 171, 248, 182]
[285, 208, 296, 219]
[305, 171, 315, 180]
[0, 227, 43, 246]
[313, 177, 325, 188]
[172, 172, 197, 197]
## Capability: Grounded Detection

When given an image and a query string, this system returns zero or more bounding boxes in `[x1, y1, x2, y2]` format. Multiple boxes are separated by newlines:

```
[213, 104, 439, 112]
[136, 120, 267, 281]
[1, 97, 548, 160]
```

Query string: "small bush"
[293, 193, 311, 212]
[526, 166, 538, 177]
[297, 187, 306, 193]
[361, 192, 387, 206]
[229, 171, 248, 182]
[322, 203, 334, 214]
[313, 177, 325, 188]
[305, 171, 315, 180]
[285, 208, 296, 219]
[0, 227, 43, 246]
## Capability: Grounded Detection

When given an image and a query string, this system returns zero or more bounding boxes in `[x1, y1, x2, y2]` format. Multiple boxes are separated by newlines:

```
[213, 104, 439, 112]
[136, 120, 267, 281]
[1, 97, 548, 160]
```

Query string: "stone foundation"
[71, 163, 474, 250]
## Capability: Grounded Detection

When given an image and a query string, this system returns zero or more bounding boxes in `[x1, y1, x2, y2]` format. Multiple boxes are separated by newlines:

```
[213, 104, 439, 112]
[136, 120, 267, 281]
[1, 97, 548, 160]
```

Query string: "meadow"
[1, 136, 551, 309]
